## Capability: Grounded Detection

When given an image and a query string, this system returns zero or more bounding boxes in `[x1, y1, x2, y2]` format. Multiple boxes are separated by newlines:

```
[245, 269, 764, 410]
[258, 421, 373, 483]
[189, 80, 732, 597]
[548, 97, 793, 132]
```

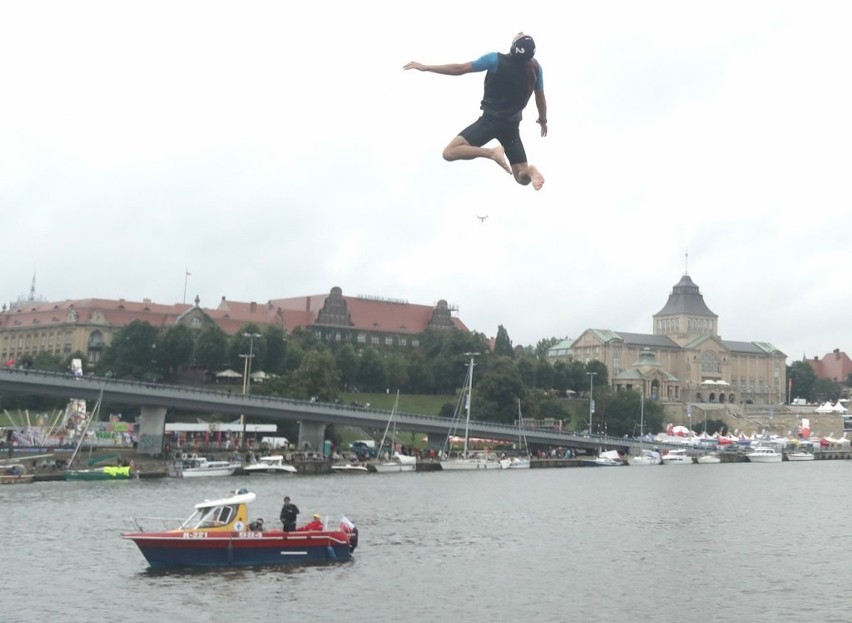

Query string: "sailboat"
[65, 390, 136, 481]
[440, 354, 500, 471]
[500, 399, 531, 469]
[627, 389, 661, 466]
[374, 390, 417, 473]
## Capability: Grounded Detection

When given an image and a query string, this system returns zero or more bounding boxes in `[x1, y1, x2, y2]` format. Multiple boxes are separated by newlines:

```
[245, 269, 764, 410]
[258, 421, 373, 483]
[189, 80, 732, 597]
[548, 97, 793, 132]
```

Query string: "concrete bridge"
[0, 367, 659, 455]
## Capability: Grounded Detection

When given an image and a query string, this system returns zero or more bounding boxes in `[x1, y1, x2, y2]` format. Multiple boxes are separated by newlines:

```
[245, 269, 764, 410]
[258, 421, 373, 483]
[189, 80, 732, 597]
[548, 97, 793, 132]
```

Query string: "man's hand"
[403, 61, 425, 71]
[537, 119, 548, 137]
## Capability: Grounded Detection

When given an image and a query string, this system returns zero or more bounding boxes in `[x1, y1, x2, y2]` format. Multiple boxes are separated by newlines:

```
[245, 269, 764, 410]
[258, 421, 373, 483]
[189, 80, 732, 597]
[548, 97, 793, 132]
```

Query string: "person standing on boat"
[280, 496, 299, 531]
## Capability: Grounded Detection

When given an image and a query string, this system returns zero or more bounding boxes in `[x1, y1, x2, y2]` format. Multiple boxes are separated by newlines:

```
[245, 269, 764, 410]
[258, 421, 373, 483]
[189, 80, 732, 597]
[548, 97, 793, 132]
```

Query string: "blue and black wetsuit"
[458, 52, 544, 164]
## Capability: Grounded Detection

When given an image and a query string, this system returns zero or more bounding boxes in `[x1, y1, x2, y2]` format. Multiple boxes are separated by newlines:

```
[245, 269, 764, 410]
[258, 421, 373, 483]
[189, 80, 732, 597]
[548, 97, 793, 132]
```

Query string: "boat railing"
[128, 516, 186, 532]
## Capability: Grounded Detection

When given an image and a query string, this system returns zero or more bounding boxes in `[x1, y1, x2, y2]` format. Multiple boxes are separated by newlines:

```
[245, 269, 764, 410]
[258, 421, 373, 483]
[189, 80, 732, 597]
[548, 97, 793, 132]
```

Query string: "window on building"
[701, 351, 719, 374]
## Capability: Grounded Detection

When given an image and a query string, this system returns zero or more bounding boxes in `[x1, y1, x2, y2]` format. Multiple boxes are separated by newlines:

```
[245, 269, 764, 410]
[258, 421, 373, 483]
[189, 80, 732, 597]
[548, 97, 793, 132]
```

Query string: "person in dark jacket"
[279, 496, 299, 531]
[404, 32, 547, 190]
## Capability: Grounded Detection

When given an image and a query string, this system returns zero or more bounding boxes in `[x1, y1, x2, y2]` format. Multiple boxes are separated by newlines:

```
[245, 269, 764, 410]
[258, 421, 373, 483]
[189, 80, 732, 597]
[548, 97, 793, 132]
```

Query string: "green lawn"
[338, 392, 455, 416]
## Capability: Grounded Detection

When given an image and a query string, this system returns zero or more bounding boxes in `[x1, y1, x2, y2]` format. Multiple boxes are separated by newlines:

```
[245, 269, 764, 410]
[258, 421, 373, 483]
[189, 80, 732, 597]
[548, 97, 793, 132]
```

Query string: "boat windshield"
[183, 504, 236, 529]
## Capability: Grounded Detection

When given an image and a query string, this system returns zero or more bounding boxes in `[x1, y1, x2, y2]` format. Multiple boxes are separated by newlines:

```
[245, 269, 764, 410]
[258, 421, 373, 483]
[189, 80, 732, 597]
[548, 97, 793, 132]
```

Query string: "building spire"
[684, 251, 689, 275]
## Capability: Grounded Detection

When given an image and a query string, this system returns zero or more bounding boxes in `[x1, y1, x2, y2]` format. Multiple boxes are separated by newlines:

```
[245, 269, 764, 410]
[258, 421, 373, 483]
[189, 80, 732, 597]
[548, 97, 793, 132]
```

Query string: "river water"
[2, 460, 849, 622]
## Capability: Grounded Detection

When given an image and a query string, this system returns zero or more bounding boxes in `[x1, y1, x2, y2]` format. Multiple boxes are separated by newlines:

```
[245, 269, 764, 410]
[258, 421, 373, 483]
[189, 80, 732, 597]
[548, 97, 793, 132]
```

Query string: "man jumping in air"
[404, 32, 547, 190]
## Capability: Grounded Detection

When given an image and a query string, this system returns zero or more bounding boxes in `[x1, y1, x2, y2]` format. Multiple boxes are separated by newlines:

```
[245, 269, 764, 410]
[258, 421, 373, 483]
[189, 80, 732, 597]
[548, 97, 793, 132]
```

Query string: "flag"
[339, 516, 355, 531]
[185, 269, 191, 276]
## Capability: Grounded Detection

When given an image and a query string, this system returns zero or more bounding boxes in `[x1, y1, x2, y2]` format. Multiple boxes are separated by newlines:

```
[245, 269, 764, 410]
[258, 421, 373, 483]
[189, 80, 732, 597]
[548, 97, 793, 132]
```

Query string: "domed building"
[571, 273, 787, 406]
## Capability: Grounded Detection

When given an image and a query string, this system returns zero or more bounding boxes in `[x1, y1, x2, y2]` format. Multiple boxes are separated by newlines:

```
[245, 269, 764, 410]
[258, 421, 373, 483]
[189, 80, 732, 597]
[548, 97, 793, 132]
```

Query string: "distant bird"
[476, 215, 489, 223]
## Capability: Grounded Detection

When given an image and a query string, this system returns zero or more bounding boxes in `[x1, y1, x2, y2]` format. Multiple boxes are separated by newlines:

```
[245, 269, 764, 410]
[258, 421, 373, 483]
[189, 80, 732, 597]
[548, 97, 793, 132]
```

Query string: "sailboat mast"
[463, 353, 477, 458]
[640, 388, 645, 438]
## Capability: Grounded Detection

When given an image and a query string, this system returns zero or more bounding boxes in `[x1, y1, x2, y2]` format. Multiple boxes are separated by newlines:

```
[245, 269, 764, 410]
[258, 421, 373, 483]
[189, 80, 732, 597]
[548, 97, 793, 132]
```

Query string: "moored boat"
[500, 456, 532, 470]
[661, 448, 693, 465]
[583, 449, 625, 467]
[65, 464, 135, 481]
[1, 462, 35, 484]
[696, 452, 721, 464]
[331, 463, 370, 473]
[122, 488, 358, 570]
[785, 451, 815, 462]
[171, 454, 240, 478]
[746, 446, 783, 463]
[242, 455, 298, 475]
[440, 354, 501, 471]
[373, 390, 417, 473]
[627, 449, 662, 466]
[373, 452, 417, 473]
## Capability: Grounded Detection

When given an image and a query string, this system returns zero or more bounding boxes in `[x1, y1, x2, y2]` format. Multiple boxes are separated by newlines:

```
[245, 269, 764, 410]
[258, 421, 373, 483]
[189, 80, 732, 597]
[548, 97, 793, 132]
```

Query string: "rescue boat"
[122, 488, 358, 569]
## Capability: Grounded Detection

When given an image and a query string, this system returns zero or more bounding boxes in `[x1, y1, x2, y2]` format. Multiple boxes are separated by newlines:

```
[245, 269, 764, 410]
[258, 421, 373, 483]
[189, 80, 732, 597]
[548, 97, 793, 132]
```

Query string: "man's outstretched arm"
[534, 89, 548, 137]
[403, 61, 474, 75]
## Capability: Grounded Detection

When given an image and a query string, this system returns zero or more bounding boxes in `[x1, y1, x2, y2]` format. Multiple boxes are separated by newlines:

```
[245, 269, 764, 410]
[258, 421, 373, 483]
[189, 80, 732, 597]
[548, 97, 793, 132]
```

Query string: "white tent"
[216, 369, 242, 379]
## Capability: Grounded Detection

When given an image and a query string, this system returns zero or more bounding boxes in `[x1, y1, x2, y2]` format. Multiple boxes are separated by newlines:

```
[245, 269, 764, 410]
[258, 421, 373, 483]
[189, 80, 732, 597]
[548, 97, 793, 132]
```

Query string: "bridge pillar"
[298, 421, 327, 452]
[138, 406, 167, 456]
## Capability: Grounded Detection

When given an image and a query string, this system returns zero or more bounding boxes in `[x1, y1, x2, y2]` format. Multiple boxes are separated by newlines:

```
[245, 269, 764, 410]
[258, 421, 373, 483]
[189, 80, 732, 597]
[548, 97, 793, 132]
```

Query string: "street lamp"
[240, 332, 262, 396]
[587, 371, 597, 434]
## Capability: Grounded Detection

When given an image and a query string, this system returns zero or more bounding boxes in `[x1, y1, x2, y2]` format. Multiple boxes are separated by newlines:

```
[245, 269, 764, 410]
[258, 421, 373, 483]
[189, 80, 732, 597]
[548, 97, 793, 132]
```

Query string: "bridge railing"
[1, 367, 672, 448]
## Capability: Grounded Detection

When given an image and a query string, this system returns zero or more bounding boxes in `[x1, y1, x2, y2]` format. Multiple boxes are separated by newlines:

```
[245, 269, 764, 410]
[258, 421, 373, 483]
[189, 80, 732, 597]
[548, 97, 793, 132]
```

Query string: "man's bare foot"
[529, 165, 545, 190]
[490, 145, 512, 174]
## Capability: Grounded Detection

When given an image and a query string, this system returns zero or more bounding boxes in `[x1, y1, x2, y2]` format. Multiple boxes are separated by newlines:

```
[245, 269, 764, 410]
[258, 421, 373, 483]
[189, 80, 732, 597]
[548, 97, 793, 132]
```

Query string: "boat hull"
[65, 467, 133, 481]
[243, 466, 298, 475]
[747, 454, 782, 463]
[124, 530, 353, 570]
[178, 467, 238, 478]
[373, 462, 416, 473]
[500, 458, 531, 469]
[0, 474, 35, 484]
[786, 452, 815, 462]
[440, 459, 500, 470]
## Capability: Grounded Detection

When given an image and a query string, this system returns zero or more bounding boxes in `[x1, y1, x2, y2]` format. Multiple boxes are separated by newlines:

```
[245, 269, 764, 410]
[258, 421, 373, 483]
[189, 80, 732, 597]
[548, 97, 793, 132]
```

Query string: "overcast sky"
[2, 1, 850, 362]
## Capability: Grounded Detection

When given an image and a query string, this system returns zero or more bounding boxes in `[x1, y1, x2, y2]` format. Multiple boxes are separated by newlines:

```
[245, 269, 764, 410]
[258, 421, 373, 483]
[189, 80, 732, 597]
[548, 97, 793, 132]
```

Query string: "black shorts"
[458, 115, 527, 165]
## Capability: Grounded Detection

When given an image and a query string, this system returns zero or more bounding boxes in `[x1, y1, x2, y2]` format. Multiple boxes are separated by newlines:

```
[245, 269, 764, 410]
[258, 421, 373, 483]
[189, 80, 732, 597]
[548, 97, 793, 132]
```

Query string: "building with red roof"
[0, 287, 468, 367]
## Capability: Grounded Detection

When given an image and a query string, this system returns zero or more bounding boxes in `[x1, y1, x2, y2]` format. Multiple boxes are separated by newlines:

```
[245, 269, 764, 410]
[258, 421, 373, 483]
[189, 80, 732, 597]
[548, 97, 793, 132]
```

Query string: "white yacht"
[661, 448, 693, 465]
[746, 446, 782, 463]
[243, 455, 298, 474]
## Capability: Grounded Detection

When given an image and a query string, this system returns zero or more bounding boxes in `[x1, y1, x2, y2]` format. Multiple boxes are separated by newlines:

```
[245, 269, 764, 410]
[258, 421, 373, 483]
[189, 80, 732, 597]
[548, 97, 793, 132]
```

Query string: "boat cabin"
[180, 489, 254, 532]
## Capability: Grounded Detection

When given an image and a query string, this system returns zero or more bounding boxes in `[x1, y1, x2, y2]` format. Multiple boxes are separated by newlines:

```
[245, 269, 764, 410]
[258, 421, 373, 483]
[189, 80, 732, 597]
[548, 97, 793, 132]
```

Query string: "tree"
[289, 350, 340, 401]
[356, 347, 387, 392]
[262, 325, 288, 375]
[230, 325, 266, 374]
[30, 351, 68, 373]
[475, 356, 525, 423]
[595, 389, 665, 437]
[586, 360, 609, 388]
[493, 325, 514, 358]
[99, 320, 159, 380]
[813, 378, 842, 403]
[533, 337, 561, 359]
[156, 324, 195, 381]
[335, 343, 359, 390]
[787, 360, 817, 403]
[385, 351, 409, 392]
[194, 323, 229, 372]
